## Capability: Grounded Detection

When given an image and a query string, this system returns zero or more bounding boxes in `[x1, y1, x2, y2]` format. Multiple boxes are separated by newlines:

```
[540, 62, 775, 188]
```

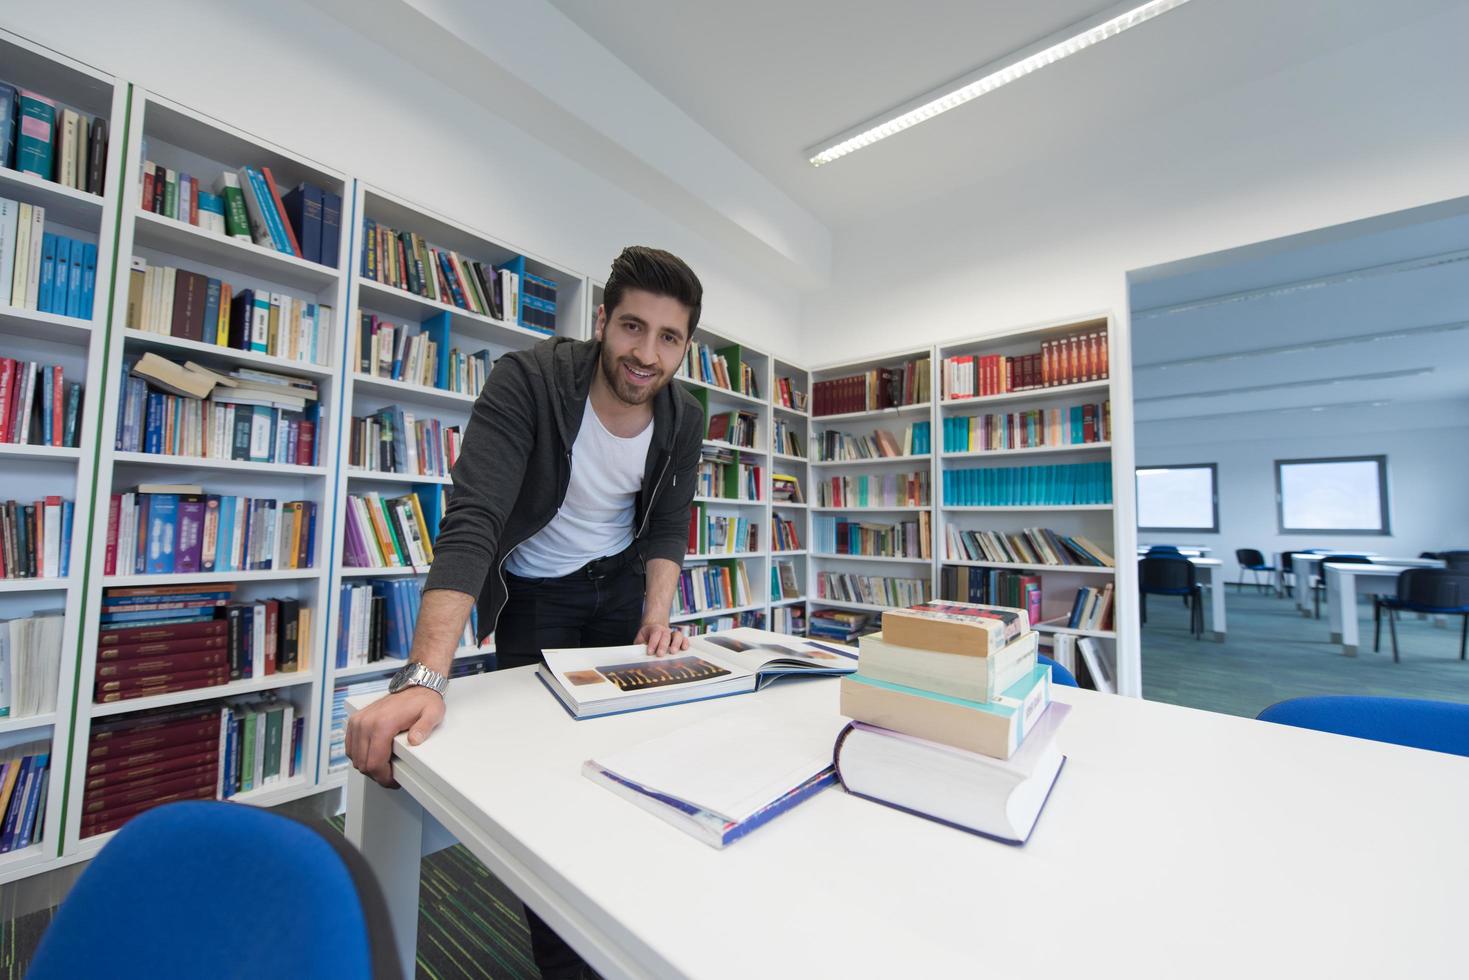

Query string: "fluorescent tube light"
[807, 0, 1195, 167]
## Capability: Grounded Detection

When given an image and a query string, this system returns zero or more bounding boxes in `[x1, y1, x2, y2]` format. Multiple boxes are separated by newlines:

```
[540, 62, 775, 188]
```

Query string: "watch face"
[389, 664, 414, 693]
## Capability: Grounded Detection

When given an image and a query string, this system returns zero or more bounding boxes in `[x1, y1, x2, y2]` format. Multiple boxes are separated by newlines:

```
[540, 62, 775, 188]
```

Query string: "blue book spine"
[0, 758, 31, 853]
[220, 707, 236, 798]
[80, 242, 97, 320]
[38, 364, 52, 446]
[245, 168, 293, 255]
[17, 758, 46, 849]
[64, 236, 83, 318]
[320, 189, 342, 269]
[37, 233, 58, 314]
[59, 501, 73, 576]
[282, 183, 324, 265]
[146, 493, 179, 574]
[0, 83, 16, 169]
[422, 311, 452, 390]
[14, 92, 54, 178]
[215, 496, 236, 573]
[201, 278, 221, 337]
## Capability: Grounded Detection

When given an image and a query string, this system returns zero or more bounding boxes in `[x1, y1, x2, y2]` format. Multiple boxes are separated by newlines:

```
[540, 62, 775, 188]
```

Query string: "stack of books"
[0, 200, 98, 320]
[0, 83, 108, 194]
[1, 496, 74, 579]
[836, 601, 1067, 843]
[1, 357, 84, 447]
[103, 485, 318, 575]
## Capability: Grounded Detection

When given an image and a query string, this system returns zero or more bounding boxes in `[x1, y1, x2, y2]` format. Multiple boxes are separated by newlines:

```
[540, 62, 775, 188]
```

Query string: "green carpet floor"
[1141, 586, 1469, 717]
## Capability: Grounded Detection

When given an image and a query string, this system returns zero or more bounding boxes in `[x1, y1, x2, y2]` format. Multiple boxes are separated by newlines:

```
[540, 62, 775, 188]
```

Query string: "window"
[1136, 464, 1218, 533]
[1276, 455, 1390, 535]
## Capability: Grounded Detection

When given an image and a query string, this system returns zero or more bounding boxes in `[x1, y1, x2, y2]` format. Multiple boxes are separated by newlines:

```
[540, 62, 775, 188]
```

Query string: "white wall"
[1137, 403, 1469, 583]
[3, 0, 806, 360]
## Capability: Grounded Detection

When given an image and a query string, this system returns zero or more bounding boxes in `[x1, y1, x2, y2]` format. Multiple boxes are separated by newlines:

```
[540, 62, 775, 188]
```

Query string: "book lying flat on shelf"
[538, 627, 856, 719]
[583, 698, 847, 848]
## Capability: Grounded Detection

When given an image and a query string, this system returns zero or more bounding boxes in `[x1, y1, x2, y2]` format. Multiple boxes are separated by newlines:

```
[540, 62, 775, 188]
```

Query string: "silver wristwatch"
[388, 661, 448, 697]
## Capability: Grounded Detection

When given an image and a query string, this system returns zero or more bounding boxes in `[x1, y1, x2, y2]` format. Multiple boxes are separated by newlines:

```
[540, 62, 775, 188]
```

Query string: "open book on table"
[537, 627, 857, 719]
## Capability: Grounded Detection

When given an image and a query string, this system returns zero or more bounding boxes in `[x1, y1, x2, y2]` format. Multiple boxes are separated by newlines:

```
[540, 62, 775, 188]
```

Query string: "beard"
[599, 345, 668, 406]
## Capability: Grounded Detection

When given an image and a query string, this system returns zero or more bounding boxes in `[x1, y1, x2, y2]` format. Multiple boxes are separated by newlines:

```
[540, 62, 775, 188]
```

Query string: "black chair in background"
[1374, 569, 1469, 663]
[1235, 548, 1276, 594]
[1140, 555, 1204, 640]
[1440, 550, 1469, 570]
[1278, 550, 1302, 597]
[1312, 554, 1373, 619]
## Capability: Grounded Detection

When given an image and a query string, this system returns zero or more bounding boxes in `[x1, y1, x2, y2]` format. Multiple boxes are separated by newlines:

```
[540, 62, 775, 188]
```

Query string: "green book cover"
[163, 168, 177, 220]
[240, 712, 257, 792]
[214, 173, 252, 239]
[263, 707, 283, 782]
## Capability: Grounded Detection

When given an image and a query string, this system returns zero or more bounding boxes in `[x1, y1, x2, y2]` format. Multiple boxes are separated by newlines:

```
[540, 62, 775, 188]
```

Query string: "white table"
[1190, 556, 1226, 640]
[1289, 553, 1384, 617]
[346, 670, 1469, 979]
[1272, 549, 1334, 596]
[1324, 559, 1446, 656]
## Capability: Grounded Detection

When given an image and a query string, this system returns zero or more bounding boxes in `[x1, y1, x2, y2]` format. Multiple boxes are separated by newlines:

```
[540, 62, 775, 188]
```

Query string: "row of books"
[327, 656, 492, 771]
[774, 376, 807, 412]
[942, 462, 1113, 507]
[812, 357, 931, 417]
[706, 409, 758, 448]
[943, 403, 1111, 453]
[772, 516, 802, 552]
[813, 423, 930, 462]
[1, 613, 63, 718]
[809, 608, 870, 642]
[103, 488, 318, 575]
[815, 572, 930, 609]
[0, 82, 107, 194]
[1064, 584, 1115, 632]
[95, 587, 308, 704]
[678, 611, 765, 636]
[772, 559, 802, 600]
[772, 417, 803, 458]
[116, 359, 322, 466]
[771, 473, 804, 504]
[815, 471, 930, 509]
[1, 497, 74, 579]
[342, 491, 437, 569]
[814, 514, 932, 560]
[336, 579, 478, 669]
[220, 697, 306, 796]
[126, 259, 334, 365]
[673, 561, 753, 618]
[942, 330, 1109, 398]
[0, 200, 97, 318]
[347, 406, 460, 480]
[0, 359, 83, 447]
[770, 604, 806, 636]
[939, 567, 1043, 627]
[944, 527, 1115, 567]
[355, 312, 491, 395]
[695, 448, 762, 501]
[141, 162, 341, 268]
[679, 342, 758, 397]
[0, 743, 50, 854]
[837, 603, 1063, 843]
[687, 507, 758, 556]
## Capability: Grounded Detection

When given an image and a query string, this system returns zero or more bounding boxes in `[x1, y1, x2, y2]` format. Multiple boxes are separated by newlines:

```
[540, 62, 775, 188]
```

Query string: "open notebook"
[538, 627, 857, 719]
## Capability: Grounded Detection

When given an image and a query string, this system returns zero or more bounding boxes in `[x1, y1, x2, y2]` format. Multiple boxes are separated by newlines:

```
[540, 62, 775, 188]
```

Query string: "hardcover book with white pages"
[538, 627, 857, 719]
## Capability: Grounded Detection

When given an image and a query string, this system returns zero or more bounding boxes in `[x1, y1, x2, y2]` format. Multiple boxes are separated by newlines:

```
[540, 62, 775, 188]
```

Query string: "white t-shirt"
[504, 399, 653, 578]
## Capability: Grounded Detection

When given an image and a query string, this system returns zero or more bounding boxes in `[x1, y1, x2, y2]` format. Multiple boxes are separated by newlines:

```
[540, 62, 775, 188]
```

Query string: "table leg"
[1208, 566, 1226, 641]
[1294, 557, 1312, 617]
[347, 769, 425, 980]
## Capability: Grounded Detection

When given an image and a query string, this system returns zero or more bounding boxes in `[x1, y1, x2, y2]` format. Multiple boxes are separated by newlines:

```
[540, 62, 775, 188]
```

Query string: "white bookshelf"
[0, 30, 126, 884]
[770, 356, 811, 635]
[62, 87, 352, 856]
[318, 181, 586, 778]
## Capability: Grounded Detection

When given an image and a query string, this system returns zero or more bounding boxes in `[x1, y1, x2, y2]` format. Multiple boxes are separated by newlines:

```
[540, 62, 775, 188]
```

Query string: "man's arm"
[634, 399, 704, 655]
[636, 557, 688, 655]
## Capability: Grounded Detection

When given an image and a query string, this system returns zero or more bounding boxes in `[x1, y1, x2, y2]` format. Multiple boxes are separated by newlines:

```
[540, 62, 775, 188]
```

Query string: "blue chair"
[1234, 548, 1276, 594]
[1139, 555, 1203, 639]
[1373, 568, 1469, 663]
[1039, 653, 1078, 688]
[1145, 545, 1181, 555]
[28, 801, 402, 979]
[1257, 696, 1469, 757]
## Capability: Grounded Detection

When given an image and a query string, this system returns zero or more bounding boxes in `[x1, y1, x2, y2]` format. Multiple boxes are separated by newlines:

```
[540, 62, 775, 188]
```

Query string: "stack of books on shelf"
[696, 447, 761, 501]
[941, 568, 1042, 626]
[943, 462, 1112, 507]
[343, 491, 436, 570]
[103, 486, 318, 575]
[687, 506, 757, 556]
[0, 82, 108, 194]
[770, 604, 806, 635]
[772, 515, 802, 552]
[93, 584, 307, 704]
[815, 514, 931, 560]
[772, 560, 802, 601]
[942, 331, 1108, 398]
[1, 611, 63, 717]
[815, 423, 930, 461]
[336, 579, 478, 669]
[218, 695, 305, 796]
[674, 561, 753, 618]
[680, 341, 758, 397]
[775, 377, 807, 412]
[817, 572, 930, 609]
[706, 409, 757, 448]
[836, 602, 1066, 842]
[356, 311, 492, 395]
[1, 496, 74, 579]
[1, 357, 84, 447]
[140, 161, 340, 268]
[944, 402, 1111, 452]
[116, 355, 322, 465]
[127, 260, 333, 366]
[812, 357, 930, 417]
[0, 742, 50, 853]
[808, 608, 869, 642]
[771, 474, 804, 505]
[1062, 584, 1115, 632]
[1, 200, 98, 319]
[328, 656, 491, 772]
[944, 527, 1115, 566]
[348, 406, 460, 479]
[772, 417, 804, 457]
[816, 471, 930, 508]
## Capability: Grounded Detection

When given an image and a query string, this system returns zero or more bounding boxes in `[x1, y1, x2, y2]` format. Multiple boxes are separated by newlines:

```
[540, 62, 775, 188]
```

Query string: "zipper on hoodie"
[489, 449, 574, 637]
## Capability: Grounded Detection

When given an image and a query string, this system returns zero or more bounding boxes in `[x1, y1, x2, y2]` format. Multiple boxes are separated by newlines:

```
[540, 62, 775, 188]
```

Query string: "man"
[346, 245, 705, 979]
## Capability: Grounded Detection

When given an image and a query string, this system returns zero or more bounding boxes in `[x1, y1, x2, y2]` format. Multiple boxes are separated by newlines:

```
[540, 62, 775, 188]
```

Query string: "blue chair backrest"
[1146, 545, 1181, 554]
[28, 801, 401, 980]
[1395, 568, 1469, 610]
[1139, 555, 1197, 594]
[1257, 696, 1469, 757]
[1039, 653, 1078, 688]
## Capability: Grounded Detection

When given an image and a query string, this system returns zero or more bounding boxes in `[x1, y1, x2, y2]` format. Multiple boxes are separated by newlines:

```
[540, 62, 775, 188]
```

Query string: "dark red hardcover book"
[95, 650, 230, 678]
[88, 719, 219, 760]
[86, 739, 221, 778]
[94, 671, 230, 703]
[99, 635, 230, 660]
[98, 619, 228, 647]
[85, 756, 219, 794]
[80, 784, 218, 835]
[85, 765, 219, 808]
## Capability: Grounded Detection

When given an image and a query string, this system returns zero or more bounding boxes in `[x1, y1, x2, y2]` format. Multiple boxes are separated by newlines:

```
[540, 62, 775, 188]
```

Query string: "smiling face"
[595, 287, 692, 406]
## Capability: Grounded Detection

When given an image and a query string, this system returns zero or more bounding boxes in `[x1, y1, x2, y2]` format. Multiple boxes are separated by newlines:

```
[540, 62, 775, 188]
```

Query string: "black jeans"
[494, 546, 645, 980]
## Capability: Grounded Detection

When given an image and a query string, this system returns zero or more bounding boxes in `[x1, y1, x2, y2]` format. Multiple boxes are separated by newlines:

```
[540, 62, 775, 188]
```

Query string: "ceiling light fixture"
[806, 0, 1196, 167]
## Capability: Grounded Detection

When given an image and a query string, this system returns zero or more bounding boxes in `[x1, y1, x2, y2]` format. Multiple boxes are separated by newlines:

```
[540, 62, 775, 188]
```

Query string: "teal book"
[15, 91, 55, 178]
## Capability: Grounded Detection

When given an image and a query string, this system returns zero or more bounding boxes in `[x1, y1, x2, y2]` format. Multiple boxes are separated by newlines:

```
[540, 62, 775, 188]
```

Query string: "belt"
[581, 543, 642, 581]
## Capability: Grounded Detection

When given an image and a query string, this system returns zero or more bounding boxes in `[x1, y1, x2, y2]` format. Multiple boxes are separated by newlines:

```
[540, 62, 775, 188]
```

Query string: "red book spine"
[86, 739, 222, 778]
[1099, 331, 1109, 378]
[88, 720, 221, 760]
[93, 669, 231, 703]
[82, 773, 218, 818]
[264, 599, 278, 675]
[85, 763, 219, 807]
[79, 785, 216, 838]
[99, 618, 228, 646]
[85, 754, 219, 793]
[50, 366, 63, 446]
[95, 649, 230, 678]
[259, 167, 303, 258]
[99, 635, 230, 660]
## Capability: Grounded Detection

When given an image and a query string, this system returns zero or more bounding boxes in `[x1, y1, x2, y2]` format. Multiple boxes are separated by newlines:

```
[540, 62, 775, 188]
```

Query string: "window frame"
[1135, 462, 1220, 534]
[1275, 454, 1391, 536]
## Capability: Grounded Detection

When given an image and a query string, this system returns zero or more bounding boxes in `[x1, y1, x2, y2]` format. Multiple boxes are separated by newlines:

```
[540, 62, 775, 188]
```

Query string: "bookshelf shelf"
[773, 549, 808, 557]
[772, 501, 807, 509]
[0, 444, 82, 461]
[102, 568, 323, 587]
[0, 305, 95, 345]
[810, 553, 932, 564]
[685, 551, 762, 560]
[771, 595, 808, 608]
[809, 597, 893, 613]
[692, 496, 764, 506]
[811, 505, 931, 513]
[0, 578, 70, 594]
[111, 451, 330, 477]
[121, 328, 336, 379]
[773, 403, 809, 419]
[703, 439, 765, 455]
[942, 504, 1114, 512]
[773, 451, 807, 464]
[941, 560, 1116, 575]
[0, 165, 104, 228]
[939, 379, 1110, 408]
[346, 469, 453, 486]
[90, 671, 314, 718]
[0, 713, 58, 735]
[812, 401, 931, 423]
[357, 278, 551, 348]
[0, 843, 51, 883]
[671, 602, 766, 624]
[132, 210, 340, 292]
[353, 373, 477, 409]
[678, 375, 764, 406]
[942, 442, 1111, 459]
[335, 657, 409, 680]
[812, 454, 931, 468]
[340, 566, 427, 578]
[1035, 622, 1117, 640]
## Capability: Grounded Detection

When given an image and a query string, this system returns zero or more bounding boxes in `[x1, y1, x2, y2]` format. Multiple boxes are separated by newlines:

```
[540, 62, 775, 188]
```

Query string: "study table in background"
[346, 668, 1468, 979]
[1190, 557, 1226, 640]
[1324, 558, 1447, 656]
[1289, 553, 1382, 617]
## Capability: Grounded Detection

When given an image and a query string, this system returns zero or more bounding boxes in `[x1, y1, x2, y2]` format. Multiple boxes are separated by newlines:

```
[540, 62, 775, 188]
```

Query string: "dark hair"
[603, 246, 702, 338]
